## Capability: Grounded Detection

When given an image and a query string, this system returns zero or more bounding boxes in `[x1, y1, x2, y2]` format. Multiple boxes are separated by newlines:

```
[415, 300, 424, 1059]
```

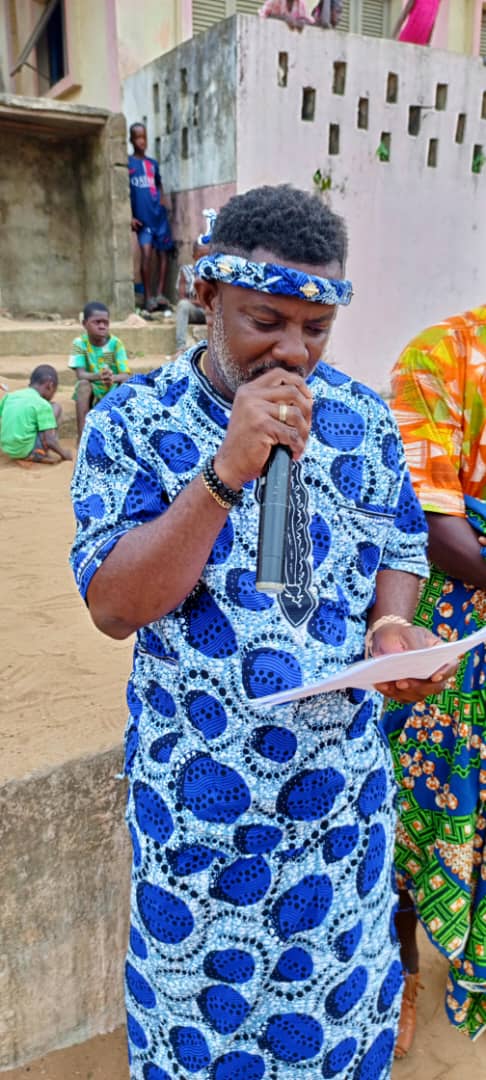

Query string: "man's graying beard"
[209, 299, 305, 395]
[209, 300, 246, 395]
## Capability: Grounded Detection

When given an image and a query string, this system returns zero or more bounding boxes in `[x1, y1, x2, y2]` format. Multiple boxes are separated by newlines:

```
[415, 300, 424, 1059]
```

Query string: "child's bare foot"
[30, 450, 57, 464]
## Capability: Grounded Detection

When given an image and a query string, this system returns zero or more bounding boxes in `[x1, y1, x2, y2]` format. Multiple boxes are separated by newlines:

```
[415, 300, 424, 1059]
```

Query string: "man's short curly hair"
[210, 185, 347, 268]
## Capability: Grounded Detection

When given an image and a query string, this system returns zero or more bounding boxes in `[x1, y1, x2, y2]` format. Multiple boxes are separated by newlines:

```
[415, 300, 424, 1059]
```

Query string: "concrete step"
[0, 320, 176, 358]
[0, 353, 172, 384]
[0, 354, 177, 441]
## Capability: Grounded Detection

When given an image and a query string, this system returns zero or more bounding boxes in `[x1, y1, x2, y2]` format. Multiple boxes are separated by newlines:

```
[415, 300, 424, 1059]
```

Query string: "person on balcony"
[392, 0, 442, 46]
[311, 1, 343, 28]
[259, 0, 315, 29]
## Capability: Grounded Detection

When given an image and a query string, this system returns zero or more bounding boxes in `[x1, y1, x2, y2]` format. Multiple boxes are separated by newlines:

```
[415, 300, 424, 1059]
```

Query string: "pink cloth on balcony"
[399, 0, 441, 45]
[259, 0, 313, 20]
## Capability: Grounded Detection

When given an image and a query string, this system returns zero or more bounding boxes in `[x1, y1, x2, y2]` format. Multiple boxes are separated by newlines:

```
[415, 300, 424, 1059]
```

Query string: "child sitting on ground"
[0, 364, 72, 465]
[68, 301, 131, 439]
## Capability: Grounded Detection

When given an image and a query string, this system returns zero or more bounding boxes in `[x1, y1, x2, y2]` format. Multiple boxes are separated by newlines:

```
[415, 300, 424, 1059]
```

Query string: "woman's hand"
[372, 622, 459, 703]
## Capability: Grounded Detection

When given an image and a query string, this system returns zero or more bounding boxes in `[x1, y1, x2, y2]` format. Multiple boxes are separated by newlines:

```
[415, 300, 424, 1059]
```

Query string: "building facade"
[124, 13, 486, 389]
[1, 0, 485, 113]
[0, 0, 192, 110]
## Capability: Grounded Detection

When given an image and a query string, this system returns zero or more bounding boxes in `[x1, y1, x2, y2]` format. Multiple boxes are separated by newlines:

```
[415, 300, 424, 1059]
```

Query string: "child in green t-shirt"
[68, 301, 131, 439]
[0, 365, 72, 465]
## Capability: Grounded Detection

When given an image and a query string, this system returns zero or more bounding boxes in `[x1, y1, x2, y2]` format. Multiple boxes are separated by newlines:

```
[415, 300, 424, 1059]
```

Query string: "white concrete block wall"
[237, 19, 486, 388]
[124, 15, 486, 388]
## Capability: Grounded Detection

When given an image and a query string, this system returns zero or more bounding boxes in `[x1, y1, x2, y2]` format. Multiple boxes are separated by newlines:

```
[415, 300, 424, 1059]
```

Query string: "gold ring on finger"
[279, 402, 289, 424]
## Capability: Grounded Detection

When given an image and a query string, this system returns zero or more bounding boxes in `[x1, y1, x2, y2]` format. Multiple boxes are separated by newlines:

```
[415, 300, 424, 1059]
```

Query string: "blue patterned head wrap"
[194, 252, 353, 306]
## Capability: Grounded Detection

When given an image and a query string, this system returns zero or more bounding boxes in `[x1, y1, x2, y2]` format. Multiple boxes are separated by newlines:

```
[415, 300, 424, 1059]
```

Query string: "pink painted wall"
[170, 182, 237, 264]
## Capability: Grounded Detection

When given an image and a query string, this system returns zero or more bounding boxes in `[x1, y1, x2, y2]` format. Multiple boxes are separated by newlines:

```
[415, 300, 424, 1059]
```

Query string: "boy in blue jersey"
[128, 122, 174, 312]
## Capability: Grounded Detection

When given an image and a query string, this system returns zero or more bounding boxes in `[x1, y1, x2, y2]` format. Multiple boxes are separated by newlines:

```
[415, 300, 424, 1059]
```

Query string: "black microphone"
[255, 445, 292, 594]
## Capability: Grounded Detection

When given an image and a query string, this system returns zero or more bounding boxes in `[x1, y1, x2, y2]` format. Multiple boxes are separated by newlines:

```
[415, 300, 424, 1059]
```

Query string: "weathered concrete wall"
[122, 18, 237, 257]
[122, 18, 237, 190]
[0, 132, 85, 316]
[0, 103, 133, 319]
[78, 113, 134, 318]
[0, 747, 130, 1070]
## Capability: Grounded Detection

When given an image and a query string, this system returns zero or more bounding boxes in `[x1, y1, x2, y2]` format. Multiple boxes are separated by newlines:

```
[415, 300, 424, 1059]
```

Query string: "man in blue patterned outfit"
[70, 186, 455, 1079]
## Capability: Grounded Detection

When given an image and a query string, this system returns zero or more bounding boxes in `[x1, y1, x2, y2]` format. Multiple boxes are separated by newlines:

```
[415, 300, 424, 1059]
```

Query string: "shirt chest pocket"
[314, 500, 395, 613]
[332, 501, 393, 578]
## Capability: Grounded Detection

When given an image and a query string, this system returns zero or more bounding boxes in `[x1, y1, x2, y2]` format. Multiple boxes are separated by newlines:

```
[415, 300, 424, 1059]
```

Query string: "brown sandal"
[394, 972, 423, 1059]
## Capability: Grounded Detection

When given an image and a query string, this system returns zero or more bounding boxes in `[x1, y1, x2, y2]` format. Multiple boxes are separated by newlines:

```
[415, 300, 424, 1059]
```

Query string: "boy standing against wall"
[128, 122, 174, 313]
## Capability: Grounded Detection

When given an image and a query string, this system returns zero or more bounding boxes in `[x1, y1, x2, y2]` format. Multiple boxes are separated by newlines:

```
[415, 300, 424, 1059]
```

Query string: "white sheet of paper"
[254, 624, 486, 708]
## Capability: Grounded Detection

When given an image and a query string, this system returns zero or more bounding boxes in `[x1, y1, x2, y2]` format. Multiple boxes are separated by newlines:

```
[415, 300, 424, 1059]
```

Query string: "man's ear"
[194, 280, 219, 326]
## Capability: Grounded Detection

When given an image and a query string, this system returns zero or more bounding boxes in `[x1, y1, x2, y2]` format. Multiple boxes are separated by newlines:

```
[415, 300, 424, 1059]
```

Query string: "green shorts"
[72, 381, 106, 403]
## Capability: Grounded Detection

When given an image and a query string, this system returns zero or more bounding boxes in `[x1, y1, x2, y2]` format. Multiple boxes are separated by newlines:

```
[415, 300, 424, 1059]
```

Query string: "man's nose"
[271, 328, 308, 368]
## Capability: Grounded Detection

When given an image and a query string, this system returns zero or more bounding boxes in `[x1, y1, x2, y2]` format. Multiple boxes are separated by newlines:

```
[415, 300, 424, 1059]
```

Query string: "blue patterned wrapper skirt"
[123, 689, 402, 1080]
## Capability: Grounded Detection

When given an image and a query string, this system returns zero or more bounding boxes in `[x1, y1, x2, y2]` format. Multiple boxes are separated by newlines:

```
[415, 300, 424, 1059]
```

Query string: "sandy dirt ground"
[0, 372, 135, 784]
[0, 354, 170, 782]
[0, 362, 483, 1078]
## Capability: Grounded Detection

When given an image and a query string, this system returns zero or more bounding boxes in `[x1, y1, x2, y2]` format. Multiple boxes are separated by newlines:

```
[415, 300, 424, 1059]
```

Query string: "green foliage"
[312, 168, 332, 193]
[376, 141, 390, 163]
[472, 150, 485, 174]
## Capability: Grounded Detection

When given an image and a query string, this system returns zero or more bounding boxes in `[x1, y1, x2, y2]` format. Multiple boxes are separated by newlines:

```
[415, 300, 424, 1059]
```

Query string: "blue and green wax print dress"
[70, 345, 428, 1080]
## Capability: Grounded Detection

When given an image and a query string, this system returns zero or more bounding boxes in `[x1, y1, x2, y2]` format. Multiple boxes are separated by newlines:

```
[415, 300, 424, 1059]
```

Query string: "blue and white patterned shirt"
[70, 344, 428, 762]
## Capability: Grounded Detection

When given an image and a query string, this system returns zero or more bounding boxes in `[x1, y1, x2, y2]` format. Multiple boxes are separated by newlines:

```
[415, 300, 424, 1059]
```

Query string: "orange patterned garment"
[391, 306, 486, 516]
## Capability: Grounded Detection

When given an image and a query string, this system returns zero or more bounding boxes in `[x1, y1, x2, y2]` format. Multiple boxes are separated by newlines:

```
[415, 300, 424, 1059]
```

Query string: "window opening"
[329, 124, 340, 154]
[332, 62, 346, 96]
[427, 138, 438, 167]
[302, 87, 316, 121]
[278, 52, 288, 88]
[357, 97, 369, 130]
[408, 106, 421, 136]
[386, 73, 398, 104]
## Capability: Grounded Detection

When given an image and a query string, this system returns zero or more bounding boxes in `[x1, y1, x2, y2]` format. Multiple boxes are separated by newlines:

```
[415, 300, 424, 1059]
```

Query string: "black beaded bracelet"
[202, 457, 243, 509]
